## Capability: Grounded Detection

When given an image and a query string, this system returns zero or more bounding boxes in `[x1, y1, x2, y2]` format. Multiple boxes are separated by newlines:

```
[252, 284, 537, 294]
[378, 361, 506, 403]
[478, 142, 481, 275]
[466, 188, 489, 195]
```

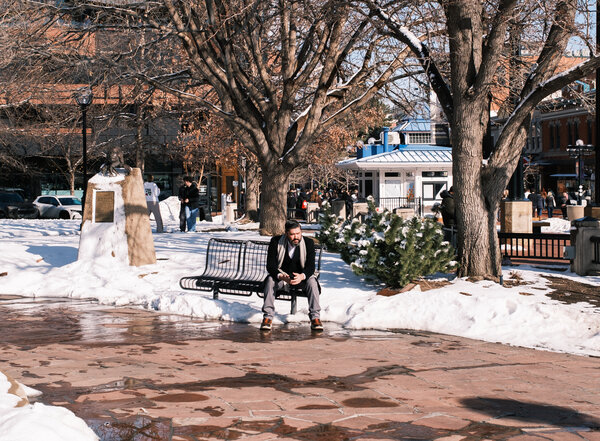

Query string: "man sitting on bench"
[260, 219, 322, 332]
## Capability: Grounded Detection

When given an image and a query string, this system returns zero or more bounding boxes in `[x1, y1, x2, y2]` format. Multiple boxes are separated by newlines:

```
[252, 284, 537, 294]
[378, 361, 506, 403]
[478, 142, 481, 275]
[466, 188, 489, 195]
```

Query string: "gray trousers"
[262, 275, 320, 320]
[147, 201, 163, 233]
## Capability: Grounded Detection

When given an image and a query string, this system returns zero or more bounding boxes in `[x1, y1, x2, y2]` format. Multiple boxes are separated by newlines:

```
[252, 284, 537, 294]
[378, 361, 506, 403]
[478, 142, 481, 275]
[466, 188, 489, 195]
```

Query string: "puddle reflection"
[0, 295, 403, 348]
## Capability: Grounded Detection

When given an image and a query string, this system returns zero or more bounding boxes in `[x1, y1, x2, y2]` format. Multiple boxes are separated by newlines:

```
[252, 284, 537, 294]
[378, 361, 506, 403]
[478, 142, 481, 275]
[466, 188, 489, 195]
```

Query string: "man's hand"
[290, 272, 304, 285]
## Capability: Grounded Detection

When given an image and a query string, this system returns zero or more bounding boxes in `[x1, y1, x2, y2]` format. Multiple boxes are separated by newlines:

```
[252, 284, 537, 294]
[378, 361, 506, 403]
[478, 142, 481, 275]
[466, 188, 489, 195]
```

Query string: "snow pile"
[541, 217, 571, 233]
[0, 372, 98, 441]
[159, 196, 182, 224]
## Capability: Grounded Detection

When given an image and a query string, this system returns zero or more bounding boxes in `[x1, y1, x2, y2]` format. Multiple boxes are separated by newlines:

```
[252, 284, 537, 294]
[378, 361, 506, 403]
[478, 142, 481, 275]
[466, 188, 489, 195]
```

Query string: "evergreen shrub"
[320, 197, 455, 288]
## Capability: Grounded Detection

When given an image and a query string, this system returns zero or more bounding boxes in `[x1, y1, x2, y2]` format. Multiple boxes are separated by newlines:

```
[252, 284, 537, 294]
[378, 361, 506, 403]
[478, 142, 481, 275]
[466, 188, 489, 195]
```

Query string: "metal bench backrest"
[238, 240, 271, 282]
[202, 238, 246, 280]
[238, 239, 323, 282]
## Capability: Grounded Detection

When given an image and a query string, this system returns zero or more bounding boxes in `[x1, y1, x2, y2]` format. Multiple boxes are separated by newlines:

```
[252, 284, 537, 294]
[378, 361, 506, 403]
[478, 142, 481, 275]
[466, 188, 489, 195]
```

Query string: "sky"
[0, 198, 598, 439]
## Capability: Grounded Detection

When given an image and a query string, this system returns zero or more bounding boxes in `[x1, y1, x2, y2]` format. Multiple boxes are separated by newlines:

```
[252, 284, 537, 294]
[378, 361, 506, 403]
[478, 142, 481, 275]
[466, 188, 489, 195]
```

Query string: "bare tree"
[43, 0, 415, 234]
[290, 100, 388, 190]
[365, 0, 600, 279]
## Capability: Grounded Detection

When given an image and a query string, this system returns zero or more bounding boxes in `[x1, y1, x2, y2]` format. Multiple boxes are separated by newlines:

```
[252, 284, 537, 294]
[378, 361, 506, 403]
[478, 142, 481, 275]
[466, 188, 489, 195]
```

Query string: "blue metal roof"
[338, 145, 452, 168]
[394, 118, 431, 133]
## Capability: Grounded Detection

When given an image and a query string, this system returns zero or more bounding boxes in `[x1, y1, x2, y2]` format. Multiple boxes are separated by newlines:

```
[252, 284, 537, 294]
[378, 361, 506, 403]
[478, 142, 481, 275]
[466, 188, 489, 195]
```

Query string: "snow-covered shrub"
[337, 198, 455, 288]
[316, 201, 345, 251]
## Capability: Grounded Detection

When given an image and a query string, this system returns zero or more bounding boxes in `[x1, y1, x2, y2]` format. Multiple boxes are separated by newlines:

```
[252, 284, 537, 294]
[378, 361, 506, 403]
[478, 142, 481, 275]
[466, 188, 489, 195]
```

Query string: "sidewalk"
[2, 298, 599, 441]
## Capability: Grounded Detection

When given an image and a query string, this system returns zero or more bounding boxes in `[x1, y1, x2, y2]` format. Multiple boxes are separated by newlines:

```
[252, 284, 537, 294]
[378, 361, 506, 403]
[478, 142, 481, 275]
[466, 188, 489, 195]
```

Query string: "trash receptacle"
[226, 203, 237, 222]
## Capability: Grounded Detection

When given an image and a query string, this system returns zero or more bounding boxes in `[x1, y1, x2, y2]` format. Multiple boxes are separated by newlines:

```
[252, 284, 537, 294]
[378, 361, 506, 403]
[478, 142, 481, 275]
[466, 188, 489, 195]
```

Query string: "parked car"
[33, 195, 83, 219]
[0, 192, 39, 219]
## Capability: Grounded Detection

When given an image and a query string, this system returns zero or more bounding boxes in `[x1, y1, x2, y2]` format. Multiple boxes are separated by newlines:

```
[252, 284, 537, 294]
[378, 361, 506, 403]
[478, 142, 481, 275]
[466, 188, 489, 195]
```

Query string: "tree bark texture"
[259, 165, 290, 236]
[245, 161, 260, 222]
[452, 99, 501, 279]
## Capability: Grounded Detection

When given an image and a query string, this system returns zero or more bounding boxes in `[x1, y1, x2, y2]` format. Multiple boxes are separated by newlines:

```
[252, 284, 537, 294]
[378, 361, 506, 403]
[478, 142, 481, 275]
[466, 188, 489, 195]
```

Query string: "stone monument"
[78, 167, 156, 266]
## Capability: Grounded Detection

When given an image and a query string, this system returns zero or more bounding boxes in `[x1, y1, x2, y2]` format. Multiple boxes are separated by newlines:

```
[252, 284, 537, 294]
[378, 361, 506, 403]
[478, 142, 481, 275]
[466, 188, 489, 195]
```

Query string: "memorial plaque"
[94, 191, 115, 223]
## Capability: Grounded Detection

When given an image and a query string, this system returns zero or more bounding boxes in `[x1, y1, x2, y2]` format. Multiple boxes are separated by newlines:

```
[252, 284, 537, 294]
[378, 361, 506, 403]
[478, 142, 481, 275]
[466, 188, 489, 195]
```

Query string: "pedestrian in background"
[180, 176, 200, 232]
[528, 189, 544, 218]
[144, 175, 163, 233]
[440, 186, 456, 228]
[178, 180, 187, 232]
[546, 191, 556, 219]
[559, 191, 569, 219]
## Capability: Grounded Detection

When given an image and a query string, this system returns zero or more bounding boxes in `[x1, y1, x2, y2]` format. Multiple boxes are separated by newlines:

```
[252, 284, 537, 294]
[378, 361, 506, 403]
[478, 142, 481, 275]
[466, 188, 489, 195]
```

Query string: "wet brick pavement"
[0, 295, 598, 441]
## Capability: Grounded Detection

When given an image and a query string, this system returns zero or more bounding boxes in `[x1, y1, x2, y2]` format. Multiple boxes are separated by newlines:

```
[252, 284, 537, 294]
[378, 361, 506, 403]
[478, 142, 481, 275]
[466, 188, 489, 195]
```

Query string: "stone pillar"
[394, 208, 415, 220]
[567, 205, 585, 222]
[332, 200, 346, 220]
[306, 202, 319, 223]
[78, 167, 156, 266]
[584, 205, 600, 219]
[570, 217, 600, 276]
[352, 202, 368, 220]
[500, 200, 532, 233]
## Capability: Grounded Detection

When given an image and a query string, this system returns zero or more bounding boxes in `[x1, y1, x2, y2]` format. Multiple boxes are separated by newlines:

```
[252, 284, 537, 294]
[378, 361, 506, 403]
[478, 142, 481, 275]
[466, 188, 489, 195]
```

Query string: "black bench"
[179, 238, 246, 293]
[180, 238, 323, 314]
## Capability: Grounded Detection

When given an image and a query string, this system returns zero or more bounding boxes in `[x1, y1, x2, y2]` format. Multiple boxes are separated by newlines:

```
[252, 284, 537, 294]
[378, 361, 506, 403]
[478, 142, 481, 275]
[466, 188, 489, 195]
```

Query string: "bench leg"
[213, 290, 219, 300]
[290, 296, 297, 315]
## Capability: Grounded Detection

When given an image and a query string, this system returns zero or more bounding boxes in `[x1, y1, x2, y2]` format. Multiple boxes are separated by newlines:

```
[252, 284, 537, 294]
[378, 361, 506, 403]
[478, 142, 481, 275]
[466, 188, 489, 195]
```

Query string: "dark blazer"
[266, 235, 316, 281]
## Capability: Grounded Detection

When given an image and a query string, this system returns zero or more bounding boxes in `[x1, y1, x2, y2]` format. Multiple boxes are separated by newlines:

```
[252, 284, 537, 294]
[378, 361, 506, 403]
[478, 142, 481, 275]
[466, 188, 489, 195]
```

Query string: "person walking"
[260, 219, 322, 332]
[528, 189, 544, 218]
[180, 176, 200, 232]
[546, 191, 556, 219]
[559, 191, 569, 219]
[144, 175, 163, 233]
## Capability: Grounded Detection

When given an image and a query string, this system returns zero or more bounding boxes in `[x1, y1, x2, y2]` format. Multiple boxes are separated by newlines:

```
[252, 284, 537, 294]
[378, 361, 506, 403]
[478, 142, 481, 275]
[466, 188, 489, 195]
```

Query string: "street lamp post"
[74, 87, 93, 210]
[567, 139, 594, 204]
[241, 156, 247, 215]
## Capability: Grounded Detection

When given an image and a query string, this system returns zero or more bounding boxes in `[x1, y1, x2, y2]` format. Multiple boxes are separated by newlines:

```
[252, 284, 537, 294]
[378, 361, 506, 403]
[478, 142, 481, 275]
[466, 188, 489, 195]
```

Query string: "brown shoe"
[260, 317, 272, 331]
[310, 318, 323, 331]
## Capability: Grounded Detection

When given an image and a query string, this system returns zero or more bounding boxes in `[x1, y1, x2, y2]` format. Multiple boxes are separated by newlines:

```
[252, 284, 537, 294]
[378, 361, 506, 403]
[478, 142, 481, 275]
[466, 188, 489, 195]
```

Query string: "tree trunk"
[245, 161, 260, 222]
[452, 100, 502, 281]
[259, 164, 289, 236]
[135, 105, 145, 171]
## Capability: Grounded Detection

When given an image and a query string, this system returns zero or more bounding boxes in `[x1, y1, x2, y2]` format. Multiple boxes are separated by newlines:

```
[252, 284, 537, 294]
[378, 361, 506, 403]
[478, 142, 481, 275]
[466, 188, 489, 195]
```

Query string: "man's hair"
[147, 175, 154, 182]
[183, 176, 192, 183]
[285, 219, 301, 231]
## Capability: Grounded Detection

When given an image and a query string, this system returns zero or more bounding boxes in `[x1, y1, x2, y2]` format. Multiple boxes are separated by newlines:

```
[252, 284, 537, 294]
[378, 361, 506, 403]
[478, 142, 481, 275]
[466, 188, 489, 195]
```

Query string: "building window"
[549, 123, 555, 150]
[555, 123, 561, 150]
[422, 182, 447, 200]
[422, 171, 448, 177]
[384, 172, 399, 177]
[587, 118, 593, 144]
[407, 132, 431, 144]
